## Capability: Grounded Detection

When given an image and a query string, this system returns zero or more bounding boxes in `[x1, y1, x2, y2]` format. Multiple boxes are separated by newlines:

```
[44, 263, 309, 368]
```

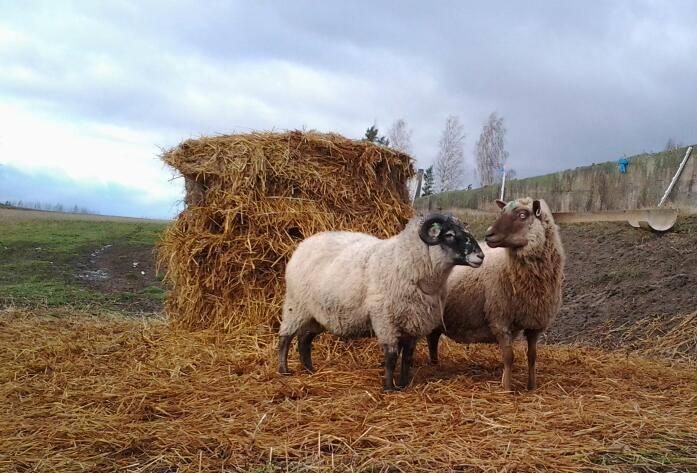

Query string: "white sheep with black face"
[278, 213, 484, 391]
[427, 198, 565, 392]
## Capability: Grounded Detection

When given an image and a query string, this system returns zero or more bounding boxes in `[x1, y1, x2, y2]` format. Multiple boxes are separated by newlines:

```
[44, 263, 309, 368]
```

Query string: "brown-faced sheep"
[427, 198, 565, 391]
[278, 213, 485, 391]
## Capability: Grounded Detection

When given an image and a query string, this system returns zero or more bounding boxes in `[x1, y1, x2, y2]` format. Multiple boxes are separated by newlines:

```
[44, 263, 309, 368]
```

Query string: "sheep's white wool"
[279, 216, 457, 348]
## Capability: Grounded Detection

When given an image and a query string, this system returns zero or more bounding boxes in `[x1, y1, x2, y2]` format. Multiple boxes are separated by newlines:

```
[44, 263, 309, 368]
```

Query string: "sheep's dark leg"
[297, 331, 318, 373]
[525, 329, 541, 390]
[278, 334, 294, 375]
[398, 337, 417, 388]
[381, 343, 400, 392]
[427, 329, 442, 365]
[496, 331, 514, 392]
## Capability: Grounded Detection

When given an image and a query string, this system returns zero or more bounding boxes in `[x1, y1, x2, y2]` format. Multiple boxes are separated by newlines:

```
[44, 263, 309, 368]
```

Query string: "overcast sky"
[1, 1, 696, 218]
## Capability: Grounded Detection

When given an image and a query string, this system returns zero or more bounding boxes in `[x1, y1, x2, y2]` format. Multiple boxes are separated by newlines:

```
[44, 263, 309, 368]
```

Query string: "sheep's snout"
[465, 250, 485, 268]
[485, 227, 501, 247]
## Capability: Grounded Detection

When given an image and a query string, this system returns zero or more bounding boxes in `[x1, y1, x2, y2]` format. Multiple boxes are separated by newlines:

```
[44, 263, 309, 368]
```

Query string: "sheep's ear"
[495, 199, 507, 209]
[533, 200, 542, 218]
[419, 215, 446, 245]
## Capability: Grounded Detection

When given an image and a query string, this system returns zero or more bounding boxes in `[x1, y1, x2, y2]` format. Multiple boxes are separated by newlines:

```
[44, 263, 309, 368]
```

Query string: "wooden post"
[413, 169, 424, 203]
[658, 146, 693, 207]
[185, 176, 206, 207]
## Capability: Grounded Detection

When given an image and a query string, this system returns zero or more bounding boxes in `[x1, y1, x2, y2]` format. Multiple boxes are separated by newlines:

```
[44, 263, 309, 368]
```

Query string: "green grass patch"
[0, 220, 164, 250]
[139, 285, 167, 301]
[0, 280, 109, 306]
[0, 217, 167, 311]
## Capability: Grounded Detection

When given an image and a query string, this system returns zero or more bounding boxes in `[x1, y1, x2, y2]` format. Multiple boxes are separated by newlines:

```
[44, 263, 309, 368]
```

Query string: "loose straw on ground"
[1, 308, 696, 472]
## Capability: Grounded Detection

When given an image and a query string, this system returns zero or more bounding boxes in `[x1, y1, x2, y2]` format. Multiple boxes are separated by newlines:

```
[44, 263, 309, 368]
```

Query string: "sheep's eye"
[519, 212, 527, 220]
[445, 232, 455, 240]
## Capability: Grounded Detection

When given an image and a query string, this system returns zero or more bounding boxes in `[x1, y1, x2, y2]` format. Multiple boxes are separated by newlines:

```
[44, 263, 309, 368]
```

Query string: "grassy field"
[0, 208, 168, 311]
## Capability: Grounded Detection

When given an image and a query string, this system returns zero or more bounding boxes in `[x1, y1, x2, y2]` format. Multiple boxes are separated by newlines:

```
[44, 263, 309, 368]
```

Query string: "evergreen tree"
[364, 125, 389, 146]
[421, 165, 435, 196]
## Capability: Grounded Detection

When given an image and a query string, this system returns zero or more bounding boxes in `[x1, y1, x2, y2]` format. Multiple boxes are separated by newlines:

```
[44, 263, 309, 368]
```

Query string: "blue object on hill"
[618, 157, 629, 173]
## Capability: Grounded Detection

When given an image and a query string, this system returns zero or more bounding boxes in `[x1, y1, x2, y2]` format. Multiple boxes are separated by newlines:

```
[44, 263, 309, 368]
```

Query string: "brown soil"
[77, 243, 164, 312]
[547, 215, 697, 348]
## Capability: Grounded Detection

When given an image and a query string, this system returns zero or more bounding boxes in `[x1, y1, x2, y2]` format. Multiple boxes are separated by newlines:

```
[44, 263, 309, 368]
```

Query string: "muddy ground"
[77, 242, 164, 312]
[547, 215, 697, 347]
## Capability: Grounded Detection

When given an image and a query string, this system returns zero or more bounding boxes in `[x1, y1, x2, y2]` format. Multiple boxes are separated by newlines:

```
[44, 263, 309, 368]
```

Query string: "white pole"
[499, 168, 506, 201]
[658, 146, 693, 207]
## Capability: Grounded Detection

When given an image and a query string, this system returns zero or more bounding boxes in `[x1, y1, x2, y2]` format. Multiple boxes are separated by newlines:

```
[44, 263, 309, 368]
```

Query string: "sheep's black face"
[419, 214, 484, 268]
[444, 225, 484, 267]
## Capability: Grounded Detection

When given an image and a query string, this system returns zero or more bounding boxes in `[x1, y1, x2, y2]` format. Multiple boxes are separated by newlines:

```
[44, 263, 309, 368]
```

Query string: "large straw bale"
[158, 131, 414, 331]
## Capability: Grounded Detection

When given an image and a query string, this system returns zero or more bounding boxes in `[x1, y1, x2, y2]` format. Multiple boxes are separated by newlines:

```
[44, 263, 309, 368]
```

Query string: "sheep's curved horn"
[419, 214, 448, 245]
[533, 200, 542, 218]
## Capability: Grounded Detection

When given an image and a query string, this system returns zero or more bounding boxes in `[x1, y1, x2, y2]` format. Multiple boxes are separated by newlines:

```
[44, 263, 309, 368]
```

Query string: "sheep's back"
[284, 231, 381, 336]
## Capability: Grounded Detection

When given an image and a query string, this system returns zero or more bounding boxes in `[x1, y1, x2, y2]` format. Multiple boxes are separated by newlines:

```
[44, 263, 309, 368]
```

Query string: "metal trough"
[552, 208, 679, 232]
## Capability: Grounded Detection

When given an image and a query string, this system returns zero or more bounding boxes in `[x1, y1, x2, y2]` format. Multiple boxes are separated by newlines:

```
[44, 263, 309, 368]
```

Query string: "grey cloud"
[1, 0, 696, 184]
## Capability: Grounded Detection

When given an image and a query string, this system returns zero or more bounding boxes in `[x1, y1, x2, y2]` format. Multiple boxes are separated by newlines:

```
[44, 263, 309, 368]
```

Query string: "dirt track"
[77, 242, 164, 312]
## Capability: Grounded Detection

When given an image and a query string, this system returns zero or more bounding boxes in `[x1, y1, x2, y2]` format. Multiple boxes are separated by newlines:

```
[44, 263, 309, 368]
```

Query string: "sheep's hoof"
[429, 358, 439, 366]
[396, 377, 410, 389]
[278, 367, 292, 376]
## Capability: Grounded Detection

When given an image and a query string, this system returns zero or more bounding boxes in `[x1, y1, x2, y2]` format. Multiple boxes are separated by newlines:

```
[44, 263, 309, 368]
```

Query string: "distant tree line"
[366, 117, 688, 201]
[2, 200, 95, 214]
[363, 112, 515, 200]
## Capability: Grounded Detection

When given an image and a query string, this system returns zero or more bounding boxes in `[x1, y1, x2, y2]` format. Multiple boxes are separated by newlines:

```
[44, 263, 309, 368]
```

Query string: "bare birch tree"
[387, 119, 413, 155]
[434, 115, 466, 192]
[388, 118, 419, 198]
[664, 138, 683, 151]
[475, 112, 509, 186]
